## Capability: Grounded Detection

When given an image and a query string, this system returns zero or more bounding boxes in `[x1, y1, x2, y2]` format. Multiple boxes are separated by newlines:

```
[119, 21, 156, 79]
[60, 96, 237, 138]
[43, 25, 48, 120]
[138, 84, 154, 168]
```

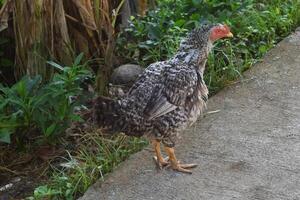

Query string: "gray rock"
[110, 64, 143, 86]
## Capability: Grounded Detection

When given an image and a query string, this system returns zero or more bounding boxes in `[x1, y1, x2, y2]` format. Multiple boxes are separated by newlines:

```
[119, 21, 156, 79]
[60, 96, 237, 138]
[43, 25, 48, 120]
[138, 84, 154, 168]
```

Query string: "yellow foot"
[171, 162, 198, 174]
[153, 156, 169, 169]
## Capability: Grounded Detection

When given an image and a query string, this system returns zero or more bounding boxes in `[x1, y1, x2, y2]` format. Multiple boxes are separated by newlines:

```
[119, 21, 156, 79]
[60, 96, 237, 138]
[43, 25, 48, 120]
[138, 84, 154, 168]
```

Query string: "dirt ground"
[0, 144, 65, 199]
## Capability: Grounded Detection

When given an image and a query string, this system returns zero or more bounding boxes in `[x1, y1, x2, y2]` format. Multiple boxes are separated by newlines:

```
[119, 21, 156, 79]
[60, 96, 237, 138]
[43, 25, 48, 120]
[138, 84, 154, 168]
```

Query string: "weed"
[116, 0, 300, 93]
[27, 133, 147, 199]
[0, 53, 92, 144]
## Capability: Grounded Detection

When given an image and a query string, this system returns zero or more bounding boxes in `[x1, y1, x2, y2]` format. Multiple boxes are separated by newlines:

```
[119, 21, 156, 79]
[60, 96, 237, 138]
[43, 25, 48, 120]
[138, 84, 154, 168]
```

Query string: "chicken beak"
[226, 32, 234, 38]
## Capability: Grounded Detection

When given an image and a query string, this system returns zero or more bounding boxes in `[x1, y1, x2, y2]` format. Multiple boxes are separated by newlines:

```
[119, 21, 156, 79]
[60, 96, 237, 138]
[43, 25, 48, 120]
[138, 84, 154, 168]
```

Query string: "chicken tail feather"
[93, 96, 122, 133]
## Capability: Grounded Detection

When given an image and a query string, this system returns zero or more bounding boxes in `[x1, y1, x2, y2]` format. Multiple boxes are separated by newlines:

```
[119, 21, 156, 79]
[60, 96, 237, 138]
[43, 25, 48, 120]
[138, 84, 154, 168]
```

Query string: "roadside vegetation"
[0, 0, 300, 199]
[117, 0, 300, 93]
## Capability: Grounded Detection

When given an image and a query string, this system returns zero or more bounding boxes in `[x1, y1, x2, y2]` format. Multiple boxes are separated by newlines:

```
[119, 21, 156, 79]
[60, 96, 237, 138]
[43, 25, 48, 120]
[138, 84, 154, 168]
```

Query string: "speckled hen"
[94, 24, 233, 173]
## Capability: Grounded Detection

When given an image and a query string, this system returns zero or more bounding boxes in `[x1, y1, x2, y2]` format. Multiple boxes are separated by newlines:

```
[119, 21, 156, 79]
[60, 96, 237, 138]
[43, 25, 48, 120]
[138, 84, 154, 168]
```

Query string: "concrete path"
[79, 29, 300, 200]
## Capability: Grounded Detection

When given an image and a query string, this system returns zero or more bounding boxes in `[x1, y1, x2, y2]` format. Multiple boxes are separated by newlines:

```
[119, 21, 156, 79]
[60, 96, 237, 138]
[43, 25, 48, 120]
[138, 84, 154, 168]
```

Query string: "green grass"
[117, 0, 300, 93]
[27, 133, 147, 200]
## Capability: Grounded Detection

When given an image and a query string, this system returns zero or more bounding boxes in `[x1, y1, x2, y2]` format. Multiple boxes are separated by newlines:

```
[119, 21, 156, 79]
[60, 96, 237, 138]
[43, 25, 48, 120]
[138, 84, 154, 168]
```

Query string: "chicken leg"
[164, 146, 197, 174]
[152, 140, 169, 169]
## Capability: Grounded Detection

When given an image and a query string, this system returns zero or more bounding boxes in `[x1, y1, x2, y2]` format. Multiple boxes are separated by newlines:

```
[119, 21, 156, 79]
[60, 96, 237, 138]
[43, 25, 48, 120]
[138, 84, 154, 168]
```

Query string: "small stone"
[110, 64, 144, 86]
[0, 183, 13, 192]
[11, 177, 21, 183]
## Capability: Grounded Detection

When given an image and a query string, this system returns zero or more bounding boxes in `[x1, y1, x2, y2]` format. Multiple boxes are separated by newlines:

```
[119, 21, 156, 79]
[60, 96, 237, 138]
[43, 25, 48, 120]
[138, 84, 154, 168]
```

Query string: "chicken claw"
[153, 156, 169, 169]
[164, 146, 197, 174]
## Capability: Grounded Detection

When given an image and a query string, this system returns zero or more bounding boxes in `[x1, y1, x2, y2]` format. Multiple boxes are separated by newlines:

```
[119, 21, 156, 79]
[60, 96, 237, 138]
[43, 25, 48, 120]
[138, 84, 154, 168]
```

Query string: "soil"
[0, 112, 99, 199]
[0, 144, 65, 199]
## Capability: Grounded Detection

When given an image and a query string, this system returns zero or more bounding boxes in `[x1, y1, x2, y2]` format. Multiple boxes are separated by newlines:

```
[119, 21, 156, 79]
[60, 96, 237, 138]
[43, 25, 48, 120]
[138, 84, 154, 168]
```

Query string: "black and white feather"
[93, 25, 215, 147]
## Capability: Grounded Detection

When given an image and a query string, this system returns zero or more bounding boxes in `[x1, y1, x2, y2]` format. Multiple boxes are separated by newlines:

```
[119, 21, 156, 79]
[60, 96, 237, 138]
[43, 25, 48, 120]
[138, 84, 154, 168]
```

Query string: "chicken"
[94, 24, 233, 173]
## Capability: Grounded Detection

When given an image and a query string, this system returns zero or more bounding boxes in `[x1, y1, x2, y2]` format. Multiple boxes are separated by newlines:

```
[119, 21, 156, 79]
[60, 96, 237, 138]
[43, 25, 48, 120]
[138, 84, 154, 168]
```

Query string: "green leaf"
[8, 98, 27, 110]
[147, 24, 161, 40]
[25, 75, 42, 93]
[192, 0, 203, 6]
[45, 124, 56, 137]
[0, 99, 8, 110]
[0, 58, 13, 67]
[33, 185, 61, 197]
[175, 19, 186, 27]
[31, 92, 50, 108]
[47, 61, 64, 71]
[70, 114, 84, 122]
[0, 129, 12, 143]
[74, 52, 84, 66]
[16, 79, 27, 97]
[259, 45, 268, 54]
